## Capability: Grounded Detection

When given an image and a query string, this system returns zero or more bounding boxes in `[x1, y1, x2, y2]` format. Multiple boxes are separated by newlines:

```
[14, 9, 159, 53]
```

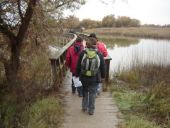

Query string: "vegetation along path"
[61, 72, 122, 128]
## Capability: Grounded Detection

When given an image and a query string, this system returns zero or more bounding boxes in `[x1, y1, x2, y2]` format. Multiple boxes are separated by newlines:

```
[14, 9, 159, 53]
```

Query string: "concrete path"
[61, 72, 122, 128]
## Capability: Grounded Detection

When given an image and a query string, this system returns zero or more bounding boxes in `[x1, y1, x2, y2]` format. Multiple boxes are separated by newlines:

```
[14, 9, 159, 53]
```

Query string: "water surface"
[108, 39, 170, 73]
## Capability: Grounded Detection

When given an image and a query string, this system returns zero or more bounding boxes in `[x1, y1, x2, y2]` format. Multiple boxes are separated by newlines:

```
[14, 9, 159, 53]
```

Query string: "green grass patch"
[112, 85, 144, 112]
[21, 97, 64, 128]
[112, 64, 170, 127]
[123, 115, 161, 128]
[111, 84, 161, 128]
[0, 92, 19, 128]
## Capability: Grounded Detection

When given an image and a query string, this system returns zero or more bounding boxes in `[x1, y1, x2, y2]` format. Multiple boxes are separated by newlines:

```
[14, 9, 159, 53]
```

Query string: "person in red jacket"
[66, 37, 84, 97]
[89, 33, 108, 96]
[89, 33, 108, 57]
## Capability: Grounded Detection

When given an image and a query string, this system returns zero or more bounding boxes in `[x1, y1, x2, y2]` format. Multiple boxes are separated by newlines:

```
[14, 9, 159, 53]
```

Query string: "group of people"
[66, 33, 108, 115]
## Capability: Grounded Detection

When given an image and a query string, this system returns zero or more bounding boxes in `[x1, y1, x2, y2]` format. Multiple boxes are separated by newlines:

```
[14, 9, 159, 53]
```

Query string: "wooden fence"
[49, 33, 77, 90]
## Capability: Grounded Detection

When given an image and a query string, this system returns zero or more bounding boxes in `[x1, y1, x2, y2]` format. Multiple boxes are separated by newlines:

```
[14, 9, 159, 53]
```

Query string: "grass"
[84, 27, 170, 40]
[111, 64, 170, 128]
[0, 91, 64, 128]
[0, 46, 64, 128]
[21, 97, 64, 128]
[124, 115, 161, 128]
[111, 84, 161, 128]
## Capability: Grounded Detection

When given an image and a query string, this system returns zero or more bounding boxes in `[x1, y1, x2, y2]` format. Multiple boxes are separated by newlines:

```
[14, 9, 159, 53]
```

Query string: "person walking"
[76, 37, 106, 115]
[66, 36, 84, 97]
[89, 33, 108, 57]
[89, 33, 108, 95]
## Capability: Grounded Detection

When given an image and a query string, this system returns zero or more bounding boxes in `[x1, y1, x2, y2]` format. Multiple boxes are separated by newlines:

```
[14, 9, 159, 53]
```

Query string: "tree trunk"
[2, 0, 37, 86]
[4, 42, 21, 86]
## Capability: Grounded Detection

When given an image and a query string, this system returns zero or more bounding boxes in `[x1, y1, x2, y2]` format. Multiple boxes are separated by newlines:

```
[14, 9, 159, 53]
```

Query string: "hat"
[89, 33, 97, 39]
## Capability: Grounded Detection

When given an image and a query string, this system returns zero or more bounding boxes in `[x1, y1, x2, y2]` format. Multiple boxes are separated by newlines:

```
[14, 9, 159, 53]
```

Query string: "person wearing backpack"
[89, 33, 108, 95]
[76, 37, 106, 115]
[66, 36, 84, 97]
[89, 33, 108, 57]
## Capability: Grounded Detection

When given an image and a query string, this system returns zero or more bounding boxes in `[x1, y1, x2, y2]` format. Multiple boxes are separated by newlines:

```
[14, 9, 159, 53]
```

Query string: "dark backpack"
[81, 48, 100, 76]
[74, 44, 81, 53]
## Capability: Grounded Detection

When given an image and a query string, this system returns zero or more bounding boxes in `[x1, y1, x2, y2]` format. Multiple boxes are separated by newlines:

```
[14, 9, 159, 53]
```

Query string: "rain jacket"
[66, 42, 84, 74]
[96, 41, 108, 57]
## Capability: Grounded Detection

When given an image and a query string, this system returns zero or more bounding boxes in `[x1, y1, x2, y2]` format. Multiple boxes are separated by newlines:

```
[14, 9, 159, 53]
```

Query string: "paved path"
[61, 72, 122, 128]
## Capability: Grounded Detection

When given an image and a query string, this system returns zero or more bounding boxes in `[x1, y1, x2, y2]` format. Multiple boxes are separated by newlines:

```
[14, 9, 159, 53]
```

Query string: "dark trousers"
[81, 82, 97, 114]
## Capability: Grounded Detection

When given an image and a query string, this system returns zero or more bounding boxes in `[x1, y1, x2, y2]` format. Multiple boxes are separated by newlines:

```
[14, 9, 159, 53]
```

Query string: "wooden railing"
[49, 33, 77, 90]
[49, 33, 112, 90]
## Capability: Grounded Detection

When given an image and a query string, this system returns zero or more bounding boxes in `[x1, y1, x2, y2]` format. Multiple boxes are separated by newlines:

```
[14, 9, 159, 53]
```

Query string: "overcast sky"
[65, 0, 170, 25]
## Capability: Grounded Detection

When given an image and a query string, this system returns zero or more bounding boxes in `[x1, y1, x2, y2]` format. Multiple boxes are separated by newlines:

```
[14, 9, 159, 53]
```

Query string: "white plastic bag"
[72, 77, 82, 87]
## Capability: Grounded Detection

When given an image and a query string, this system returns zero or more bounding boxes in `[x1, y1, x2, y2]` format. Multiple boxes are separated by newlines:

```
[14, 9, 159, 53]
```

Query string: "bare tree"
[0, 0, 85, 86]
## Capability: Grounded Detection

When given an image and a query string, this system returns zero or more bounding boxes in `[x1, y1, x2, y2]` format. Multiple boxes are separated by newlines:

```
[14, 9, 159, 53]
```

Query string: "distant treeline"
[62, 15, 170, 30]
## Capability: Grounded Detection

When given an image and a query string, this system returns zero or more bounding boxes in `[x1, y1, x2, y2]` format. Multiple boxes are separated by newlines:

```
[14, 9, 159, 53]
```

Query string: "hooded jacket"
[66, 41, 84, 74]
[96, 41, 108, 57]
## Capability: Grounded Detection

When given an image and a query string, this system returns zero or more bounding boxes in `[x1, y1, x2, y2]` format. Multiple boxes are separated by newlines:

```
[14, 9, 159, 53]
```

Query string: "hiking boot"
[82, 108, 87, 112]
[88, 111, 94, 115]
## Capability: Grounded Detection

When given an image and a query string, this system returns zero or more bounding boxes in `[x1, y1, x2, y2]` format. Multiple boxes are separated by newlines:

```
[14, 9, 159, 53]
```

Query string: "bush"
[113, 64, 170, 127]
[144, 81, 170, 119]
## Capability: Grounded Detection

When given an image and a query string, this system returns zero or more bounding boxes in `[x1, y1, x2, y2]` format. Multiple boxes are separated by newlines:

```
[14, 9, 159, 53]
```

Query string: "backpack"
[74, 44, 81, 53]
[74, 42, 83, 54]
[81, 48, 100, 76]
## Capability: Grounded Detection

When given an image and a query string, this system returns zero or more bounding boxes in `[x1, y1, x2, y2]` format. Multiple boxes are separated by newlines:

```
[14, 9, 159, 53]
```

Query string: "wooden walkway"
[61, 72, 122, 128]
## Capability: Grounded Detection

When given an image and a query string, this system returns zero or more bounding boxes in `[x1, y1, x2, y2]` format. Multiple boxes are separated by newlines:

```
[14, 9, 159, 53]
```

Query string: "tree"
[129, 18, 140, 27]
[102, 15, 115, 27]
[115, 16, 140, 27]
[63, 15, 80, 29]
[0, 0, 85, 86]
[80, 19, 101, 28]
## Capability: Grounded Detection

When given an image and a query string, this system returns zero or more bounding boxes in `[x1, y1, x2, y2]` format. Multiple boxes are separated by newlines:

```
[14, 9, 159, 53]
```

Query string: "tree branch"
[17, 0, 37, 46]
[17, 0, 24, 22]
[43, 1, 72, 12]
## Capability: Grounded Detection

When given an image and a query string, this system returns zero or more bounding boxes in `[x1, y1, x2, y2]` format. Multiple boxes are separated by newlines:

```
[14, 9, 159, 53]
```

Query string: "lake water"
[108, 39, 170, 73]
[49, 38, 170, 75]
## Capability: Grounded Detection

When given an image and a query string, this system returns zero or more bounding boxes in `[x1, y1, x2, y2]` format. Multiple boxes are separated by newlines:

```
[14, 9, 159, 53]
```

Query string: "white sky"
[65, 0, 170, 25]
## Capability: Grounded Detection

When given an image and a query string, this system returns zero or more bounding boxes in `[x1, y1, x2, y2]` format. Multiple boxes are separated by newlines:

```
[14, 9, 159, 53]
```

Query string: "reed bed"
[85, 27, 170, 40]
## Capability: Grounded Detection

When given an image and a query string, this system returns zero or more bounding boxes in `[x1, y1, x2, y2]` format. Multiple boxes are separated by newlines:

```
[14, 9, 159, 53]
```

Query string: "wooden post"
[50, 59, 57, 86]
[56, 59, 61, 88]
[104, 56, 112, 90]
